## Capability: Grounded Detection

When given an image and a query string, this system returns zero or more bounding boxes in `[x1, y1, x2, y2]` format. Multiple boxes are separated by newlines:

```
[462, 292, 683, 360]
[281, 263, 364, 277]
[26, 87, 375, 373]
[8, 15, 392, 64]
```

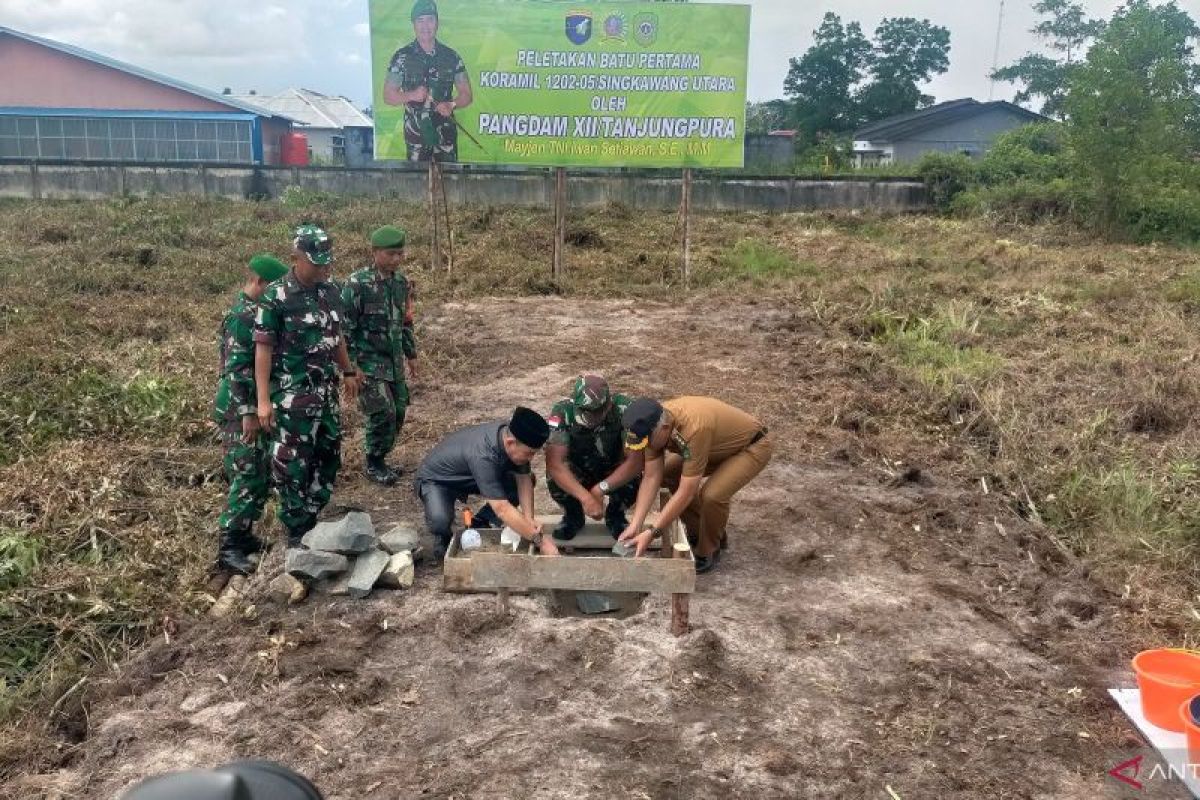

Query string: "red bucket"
[1133, 649, 1200, 732]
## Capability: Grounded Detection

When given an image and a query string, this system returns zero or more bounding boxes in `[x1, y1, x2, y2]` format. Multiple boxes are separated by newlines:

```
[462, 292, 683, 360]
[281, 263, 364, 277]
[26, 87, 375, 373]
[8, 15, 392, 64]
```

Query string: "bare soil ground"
[3, 295, 1178, 799]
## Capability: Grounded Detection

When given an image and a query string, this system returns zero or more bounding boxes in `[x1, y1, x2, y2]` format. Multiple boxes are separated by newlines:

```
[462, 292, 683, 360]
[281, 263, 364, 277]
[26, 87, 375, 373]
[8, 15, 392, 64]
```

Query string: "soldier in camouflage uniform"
[211, 254, 289, 577]
[342, 225, 418, 486]
[545, 375, 643, 540]
[254, 225, 363, 548]
[382, 0, 473, 162]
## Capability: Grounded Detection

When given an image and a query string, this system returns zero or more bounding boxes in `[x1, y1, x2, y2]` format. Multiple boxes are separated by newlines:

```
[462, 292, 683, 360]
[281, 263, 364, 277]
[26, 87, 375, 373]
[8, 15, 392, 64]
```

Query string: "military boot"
[604, 503, 628, 539]
[285, 522, 311, 550]
[216, 528, 257, 576]
[472, 505, 502, 530]
[365, 455, 398, 486]
[554, 502, 585, 541]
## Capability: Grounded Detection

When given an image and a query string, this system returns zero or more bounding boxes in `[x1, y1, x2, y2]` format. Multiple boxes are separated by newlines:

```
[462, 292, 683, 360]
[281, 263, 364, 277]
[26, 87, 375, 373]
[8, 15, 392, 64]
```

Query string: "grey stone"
[380, 524, 422, 554]
[285, 548, 349, 581]
[302, 512, 378, 555]
[377, 551, 415, 589]
[315, 572, 351, 597]
[348, 548, 391, 599]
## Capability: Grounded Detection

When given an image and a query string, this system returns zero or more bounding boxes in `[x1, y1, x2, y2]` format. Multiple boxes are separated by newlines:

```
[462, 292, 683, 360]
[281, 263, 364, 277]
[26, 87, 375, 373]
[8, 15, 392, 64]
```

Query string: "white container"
[500, 527, 521, 552]
[461, 528, 482, 551]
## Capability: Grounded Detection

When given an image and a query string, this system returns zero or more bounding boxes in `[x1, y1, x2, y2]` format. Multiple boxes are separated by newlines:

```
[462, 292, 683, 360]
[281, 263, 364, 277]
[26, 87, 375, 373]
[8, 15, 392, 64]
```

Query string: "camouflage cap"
[249, 253, 288, 282]
[293, 224, 333, 266]
[573, 374, 612, 427]
[370, 225, 407, 249]
[411, 0, 437, 22]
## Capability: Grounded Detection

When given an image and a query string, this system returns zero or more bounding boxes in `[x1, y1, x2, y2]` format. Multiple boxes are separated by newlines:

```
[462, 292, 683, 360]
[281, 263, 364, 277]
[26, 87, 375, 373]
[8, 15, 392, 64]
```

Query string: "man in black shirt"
[414, 407, 558, 560]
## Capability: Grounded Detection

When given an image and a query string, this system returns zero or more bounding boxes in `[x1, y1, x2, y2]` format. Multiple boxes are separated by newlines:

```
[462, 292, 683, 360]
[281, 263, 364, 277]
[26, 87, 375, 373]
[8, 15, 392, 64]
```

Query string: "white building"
[229, 88, 371, 165]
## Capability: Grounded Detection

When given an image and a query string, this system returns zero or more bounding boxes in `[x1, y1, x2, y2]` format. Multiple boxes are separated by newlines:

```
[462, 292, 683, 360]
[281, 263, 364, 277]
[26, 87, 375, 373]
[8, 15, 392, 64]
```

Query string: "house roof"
[0, 25, 284, 119]
[229, 88, 372, 129]
[854, 98, 1046, 142]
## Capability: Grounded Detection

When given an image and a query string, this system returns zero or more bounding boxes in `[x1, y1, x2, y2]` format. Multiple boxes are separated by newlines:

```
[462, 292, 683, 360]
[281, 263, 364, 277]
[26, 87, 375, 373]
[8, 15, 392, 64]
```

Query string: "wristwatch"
[531, 531, 544, 547]
[597, 480, 611, 495]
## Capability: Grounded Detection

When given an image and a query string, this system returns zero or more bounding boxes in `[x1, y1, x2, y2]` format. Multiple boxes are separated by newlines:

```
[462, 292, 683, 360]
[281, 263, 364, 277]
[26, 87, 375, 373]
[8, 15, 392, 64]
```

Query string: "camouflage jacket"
[387, 40, 466, 148]
[546, 393, 633, 471]
[253, 271, 344, 416]
[212, 291, 258, 435]
[341, 267, 416, 383]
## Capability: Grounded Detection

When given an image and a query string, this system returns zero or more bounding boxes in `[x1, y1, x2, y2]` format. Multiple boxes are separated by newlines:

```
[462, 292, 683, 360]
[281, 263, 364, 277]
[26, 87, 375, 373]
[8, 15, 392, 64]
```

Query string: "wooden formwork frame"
[442, 499, 695, 636]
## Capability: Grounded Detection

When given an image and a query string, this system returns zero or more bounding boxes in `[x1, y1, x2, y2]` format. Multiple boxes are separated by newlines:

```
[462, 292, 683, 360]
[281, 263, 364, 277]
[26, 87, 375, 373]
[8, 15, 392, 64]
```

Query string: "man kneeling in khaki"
[617, 396, 772, 573]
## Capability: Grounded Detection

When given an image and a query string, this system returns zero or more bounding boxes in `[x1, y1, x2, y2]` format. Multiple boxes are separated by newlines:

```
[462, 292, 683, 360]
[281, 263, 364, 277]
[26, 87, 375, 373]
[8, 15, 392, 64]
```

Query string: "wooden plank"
[470, 551, 695, 594]
[443, 528, 533, 593]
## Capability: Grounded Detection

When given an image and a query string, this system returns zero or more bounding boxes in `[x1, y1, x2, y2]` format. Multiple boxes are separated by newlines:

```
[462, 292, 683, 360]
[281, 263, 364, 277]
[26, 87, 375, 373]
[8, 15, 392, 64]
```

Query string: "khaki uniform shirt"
[651, 396, 764, 478]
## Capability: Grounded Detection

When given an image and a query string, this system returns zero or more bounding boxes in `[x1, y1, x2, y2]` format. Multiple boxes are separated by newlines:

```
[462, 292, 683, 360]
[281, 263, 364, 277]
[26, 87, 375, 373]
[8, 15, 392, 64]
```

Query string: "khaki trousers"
[663, 436, 772, 557]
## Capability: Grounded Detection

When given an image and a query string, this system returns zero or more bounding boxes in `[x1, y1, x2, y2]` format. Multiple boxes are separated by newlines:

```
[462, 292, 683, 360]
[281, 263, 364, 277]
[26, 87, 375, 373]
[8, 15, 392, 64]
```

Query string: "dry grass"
[2, 195, 1200, 765]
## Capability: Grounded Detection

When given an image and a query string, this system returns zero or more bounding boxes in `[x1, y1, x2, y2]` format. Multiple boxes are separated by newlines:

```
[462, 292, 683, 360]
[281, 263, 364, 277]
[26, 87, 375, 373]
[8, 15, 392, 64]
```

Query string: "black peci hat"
[509, 406, 550, 449]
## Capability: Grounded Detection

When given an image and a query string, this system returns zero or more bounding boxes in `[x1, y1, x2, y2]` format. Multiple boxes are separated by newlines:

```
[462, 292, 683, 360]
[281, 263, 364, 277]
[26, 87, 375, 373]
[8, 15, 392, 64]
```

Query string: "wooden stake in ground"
[681, 168, 693, 287]
[552, 167, 566, 281]
[428, 160, 442, 272]
[653, 489, 692, 636]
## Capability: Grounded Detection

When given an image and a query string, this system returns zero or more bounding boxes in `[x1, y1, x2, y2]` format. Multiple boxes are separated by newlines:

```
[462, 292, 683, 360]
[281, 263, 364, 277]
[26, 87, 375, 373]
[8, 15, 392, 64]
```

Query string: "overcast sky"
[0, 0, 1177, 108]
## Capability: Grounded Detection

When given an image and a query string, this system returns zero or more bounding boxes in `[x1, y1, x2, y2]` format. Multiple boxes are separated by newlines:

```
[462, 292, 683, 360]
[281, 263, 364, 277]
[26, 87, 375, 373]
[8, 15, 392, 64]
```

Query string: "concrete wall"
[891, 112, 1038, 163]
[0, 161, 928, 211]
[0, 33, 240, 113]
[744, 135, 795, 173]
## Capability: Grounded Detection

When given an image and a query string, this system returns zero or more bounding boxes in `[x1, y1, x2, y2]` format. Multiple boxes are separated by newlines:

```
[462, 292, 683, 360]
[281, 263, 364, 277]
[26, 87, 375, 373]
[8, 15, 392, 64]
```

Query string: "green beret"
[249, 253, 288, 282]
[370, 225, 407, 249]
[411, 0, 437, 22]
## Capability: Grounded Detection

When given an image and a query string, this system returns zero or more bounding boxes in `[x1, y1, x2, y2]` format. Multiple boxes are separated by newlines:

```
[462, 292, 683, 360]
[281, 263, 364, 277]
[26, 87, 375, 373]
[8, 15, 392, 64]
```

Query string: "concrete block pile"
[274, 513, 418, 603]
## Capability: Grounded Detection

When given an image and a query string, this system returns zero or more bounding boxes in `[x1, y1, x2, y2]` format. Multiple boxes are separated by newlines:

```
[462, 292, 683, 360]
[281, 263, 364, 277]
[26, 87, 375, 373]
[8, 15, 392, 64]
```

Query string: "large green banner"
[369, 0, 750, 168]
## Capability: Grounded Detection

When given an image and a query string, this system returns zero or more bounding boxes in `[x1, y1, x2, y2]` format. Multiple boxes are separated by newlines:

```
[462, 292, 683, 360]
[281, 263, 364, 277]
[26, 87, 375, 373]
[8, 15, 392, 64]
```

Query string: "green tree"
[784, 13, 951, 140]
[992, 1, 1107, 118]
[857, 18, 952, 121]
[746, 99, 795, 135]
[783, 13, 872, 141]
[1066, 0, 1200, 236]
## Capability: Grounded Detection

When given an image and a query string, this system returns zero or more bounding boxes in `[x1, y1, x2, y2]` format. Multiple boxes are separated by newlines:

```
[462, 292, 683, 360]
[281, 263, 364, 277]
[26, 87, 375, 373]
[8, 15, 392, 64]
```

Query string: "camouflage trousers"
[218, 432, 271, 539]
[406, 142, 458, 162]
[270, 403, 342, 537]
[547, 460, 639, 523]
[360, 377, 409, 459]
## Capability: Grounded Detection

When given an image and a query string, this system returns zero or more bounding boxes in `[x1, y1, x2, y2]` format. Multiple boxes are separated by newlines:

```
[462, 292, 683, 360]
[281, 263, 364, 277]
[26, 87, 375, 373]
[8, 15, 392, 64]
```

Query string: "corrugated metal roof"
[0, 25, 286, 120]
[229, 88, 372, 129]
[854, 98, 1046, 142]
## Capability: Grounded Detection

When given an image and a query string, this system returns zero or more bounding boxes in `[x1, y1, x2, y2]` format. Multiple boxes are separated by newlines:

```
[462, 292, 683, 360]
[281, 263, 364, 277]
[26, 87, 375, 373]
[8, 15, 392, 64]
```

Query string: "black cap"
[509, 406, 550, 449]
[120, 761, 323, 800]
[622, 397, 663, 451]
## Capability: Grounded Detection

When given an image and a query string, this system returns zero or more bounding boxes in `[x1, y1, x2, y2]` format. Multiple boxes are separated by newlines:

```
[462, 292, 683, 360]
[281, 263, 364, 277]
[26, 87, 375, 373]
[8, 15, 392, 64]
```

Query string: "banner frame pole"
[681, 167, 692, 288]
[428, 161, 442, 272]
[553, 167, 567, 282]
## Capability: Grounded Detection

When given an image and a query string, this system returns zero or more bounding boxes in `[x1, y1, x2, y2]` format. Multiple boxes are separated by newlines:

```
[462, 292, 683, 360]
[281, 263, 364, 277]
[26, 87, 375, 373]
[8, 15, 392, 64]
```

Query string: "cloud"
[353, 22, 370, 38]
[0, 0, 305, 63]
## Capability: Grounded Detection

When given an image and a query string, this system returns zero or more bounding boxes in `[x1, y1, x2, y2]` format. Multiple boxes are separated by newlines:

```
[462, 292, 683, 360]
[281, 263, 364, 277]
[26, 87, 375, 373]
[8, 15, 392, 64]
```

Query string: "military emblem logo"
[565, 11, 593, 46]
[602, 13, 627, 43]
[633, 13, 658, 47]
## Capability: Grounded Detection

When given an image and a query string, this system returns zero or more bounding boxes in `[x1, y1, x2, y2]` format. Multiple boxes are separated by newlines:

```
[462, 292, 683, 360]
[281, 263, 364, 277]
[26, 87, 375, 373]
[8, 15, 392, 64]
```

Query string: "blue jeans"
[414, 478, 520, 549]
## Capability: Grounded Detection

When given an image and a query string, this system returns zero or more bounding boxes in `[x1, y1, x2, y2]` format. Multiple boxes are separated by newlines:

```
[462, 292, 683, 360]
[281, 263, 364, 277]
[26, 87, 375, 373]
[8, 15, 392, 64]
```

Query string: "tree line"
[751, 0, 1200, 241]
